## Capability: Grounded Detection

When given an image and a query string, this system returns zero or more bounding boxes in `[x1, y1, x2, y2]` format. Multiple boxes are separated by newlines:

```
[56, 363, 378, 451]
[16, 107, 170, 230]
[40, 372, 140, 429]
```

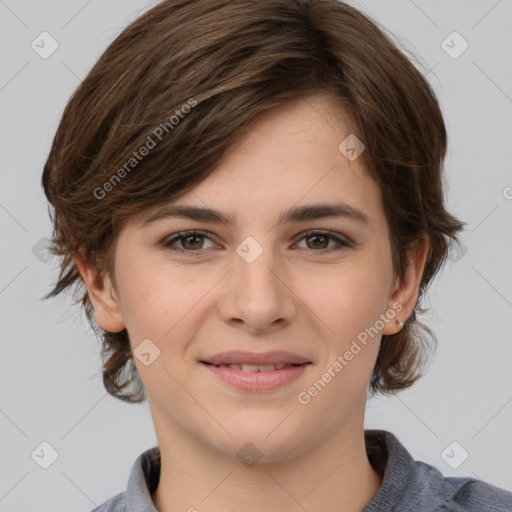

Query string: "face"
[79, 93, 426, 462]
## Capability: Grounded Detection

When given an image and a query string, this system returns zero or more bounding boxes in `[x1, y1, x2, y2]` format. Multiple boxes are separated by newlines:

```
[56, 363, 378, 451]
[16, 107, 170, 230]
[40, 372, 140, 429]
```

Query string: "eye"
[163, 229, 352, 255]
[164, 230, 217, 252]
[295, 230, 351, 252]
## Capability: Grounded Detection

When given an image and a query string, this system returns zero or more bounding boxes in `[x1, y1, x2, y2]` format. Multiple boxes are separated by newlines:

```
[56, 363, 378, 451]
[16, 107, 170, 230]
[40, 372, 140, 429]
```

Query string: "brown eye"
[297, 231, 351, 252]
[164, 231, 216, 252]
[305, 233, 330, 250]
[181, 234, 205, 250]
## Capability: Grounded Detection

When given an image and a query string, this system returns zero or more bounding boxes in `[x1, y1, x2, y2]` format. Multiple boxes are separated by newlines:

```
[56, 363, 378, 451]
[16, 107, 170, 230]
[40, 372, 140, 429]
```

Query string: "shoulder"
[87, 445, 160, 512]
[89, 491, 126, 512]
[428, 472, 512, 512]
[402, 459, 512, 511]
[364, 430, 512, 512]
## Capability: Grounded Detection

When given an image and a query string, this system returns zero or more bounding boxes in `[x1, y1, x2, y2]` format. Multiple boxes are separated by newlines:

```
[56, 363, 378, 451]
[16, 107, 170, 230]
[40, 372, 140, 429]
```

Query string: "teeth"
[221, 363, 294, 372]
[258, 365, 276, 372]
[241, 364, 262, 372]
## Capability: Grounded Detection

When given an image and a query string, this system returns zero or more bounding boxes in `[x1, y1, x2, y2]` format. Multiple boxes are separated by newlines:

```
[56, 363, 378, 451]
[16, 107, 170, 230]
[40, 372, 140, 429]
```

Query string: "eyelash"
[163, 230, 352, 256]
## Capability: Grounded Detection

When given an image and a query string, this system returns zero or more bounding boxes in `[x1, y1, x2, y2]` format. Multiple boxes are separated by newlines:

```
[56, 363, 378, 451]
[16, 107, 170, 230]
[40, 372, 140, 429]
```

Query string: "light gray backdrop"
[0, 1, 511, 510]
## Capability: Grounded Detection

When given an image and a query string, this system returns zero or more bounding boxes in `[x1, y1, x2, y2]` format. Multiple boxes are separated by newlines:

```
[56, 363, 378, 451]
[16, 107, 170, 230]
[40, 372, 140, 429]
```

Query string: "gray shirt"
[91, 429, 512, 511]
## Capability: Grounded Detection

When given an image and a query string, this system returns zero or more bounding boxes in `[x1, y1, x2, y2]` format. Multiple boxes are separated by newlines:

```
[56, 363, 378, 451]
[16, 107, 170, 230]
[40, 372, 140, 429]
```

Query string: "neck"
[151, 417, 382, 512]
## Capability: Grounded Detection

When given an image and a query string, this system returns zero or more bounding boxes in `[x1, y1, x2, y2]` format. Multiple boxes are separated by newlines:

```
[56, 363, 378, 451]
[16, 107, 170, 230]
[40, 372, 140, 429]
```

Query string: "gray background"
[0, 0, 511, 510]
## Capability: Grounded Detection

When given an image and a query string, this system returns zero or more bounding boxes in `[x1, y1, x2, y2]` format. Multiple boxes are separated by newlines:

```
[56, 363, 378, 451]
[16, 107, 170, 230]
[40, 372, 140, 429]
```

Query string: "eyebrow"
[141, 202, 371, 229]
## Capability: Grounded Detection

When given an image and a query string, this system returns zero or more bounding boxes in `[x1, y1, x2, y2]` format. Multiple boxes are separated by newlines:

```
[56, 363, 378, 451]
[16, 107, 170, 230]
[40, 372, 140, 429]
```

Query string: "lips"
[200, 351, 312, 390]
[201, 350, 311, 367]
[201, 355, 310, 392]
[212, 363, 296, 372]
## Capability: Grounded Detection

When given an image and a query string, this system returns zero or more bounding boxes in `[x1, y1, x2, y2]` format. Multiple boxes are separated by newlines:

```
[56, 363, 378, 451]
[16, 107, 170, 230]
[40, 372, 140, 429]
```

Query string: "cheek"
[117, 261, 204, 340]
[295, 255, 391, 399]
[300, 257, 392, 336]
[295, 270, 387, 416]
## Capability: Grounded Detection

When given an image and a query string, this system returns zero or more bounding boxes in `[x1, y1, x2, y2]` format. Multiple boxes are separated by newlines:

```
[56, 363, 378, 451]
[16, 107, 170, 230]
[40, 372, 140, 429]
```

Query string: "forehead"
[132, 92, 384, 231]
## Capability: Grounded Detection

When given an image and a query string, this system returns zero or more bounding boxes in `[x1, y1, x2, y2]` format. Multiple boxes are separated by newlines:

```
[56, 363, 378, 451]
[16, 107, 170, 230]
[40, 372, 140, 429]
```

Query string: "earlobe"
[382, 234, 429, 336]
[73, 249, 126, 333]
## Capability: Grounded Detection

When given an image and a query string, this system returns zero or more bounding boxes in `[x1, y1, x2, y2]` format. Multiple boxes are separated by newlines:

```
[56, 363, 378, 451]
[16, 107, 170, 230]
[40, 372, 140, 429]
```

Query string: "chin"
[208, 418, 313, 465]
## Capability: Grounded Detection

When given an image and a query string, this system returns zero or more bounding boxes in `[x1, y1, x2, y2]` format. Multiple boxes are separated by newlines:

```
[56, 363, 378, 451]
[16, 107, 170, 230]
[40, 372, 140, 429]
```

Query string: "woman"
[41, 0, 512, 510]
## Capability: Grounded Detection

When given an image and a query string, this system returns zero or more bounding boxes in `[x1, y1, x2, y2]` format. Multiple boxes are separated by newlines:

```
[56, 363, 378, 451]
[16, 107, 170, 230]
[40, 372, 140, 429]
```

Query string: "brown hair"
[41, 0, 465, 402]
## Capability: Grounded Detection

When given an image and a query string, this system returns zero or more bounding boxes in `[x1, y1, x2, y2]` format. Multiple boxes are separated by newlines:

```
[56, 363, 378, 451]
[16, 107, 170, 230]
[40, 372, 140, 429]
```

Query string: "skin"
[75, 92, 429, 512]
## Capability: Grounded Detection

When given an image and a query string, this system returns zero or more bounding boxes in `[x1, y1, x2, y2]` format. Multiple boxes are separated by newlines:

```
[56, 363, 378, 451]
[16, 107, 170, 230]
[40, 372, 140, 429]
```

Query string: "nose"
[218, 241, 298, 335]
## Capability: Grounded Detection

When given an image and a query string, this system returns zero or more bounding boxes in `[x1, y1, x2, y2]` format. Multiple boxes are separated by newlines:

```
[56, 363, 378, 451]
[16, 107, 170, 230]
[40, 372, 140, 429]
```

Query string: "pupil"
[185, 235, 202, 249]
[310, 235, 327, 249]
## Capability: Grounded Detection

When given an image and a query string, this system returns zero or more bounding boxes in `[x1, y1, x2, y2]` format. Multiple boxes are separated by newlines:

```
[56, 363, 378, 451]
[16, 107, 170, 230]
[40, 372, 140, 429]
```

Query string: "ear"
[73, 248, 126, 333]
[382, 233, 429, 336]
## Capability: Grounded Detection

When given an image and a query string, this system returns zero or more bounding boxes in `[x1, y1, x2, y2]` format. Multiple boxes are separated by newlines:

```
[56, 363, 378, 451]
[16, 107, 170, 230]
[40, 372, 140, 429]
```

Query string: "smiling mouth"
[200, 362, 309, 372]
[200, 360, 311, 391]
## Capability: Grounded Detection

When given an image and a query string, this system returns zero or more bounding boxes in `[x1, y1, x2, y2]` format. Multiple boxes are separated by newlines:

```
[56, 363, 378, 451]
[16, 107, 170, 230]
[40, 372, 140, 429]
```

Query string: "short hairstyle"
[42, 0, 465, 403]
